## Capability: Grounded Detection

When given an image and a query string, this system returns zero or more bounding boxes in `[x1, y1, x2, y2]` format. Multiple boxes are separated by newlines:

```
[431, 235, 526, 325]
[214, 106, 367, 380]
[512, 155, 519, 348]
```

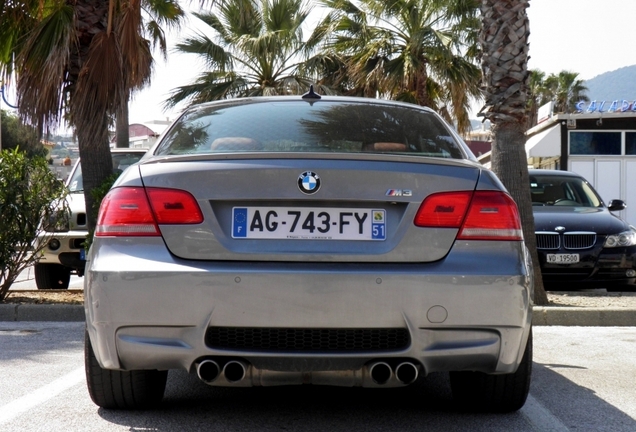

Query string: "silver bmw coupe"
[84, 93, 533, 412]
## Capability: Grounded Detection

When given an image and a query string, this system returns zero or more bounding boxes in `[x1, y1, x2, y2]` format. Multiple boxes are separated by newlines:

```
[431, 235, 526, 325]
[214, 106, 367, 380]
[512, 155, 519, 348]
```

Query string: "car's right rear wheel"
[84, 330, 167, 410]
[34, 263, 71, 290]
[450, 329, 532, 413]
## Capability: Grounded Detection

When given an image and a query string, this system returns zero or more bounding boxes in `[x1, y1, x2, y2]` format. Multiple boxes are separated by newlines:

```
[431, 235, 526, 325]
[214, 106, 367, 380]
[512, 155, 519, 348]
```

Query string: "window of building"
[570, 131, 621, 155]
[625, 132, 636, 155]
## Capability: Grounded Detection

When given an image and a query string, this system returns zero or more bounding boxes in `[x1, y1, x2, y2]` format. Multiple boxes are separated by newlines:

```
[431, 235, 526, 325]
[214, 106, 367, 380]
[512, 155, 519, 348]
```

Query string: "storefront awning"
[525, 125, 561, 157]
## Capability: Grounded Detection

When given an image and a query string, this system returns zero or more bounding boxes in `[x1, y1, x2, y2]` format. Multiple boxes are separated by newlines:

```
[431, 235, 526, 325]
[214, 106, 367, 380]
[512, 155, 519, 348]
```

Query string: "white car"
[34, 148, 147, 289]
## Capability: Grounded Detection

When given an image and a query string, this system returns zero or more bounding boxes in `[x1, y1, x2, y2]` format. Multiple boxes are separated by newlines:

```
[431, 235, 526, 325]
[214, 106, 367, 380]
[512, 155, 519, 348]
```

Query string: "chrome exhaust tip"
[369, 362, 392, 385]
[395, 362, 419, 384]
[223, 360, 247, 383]
[197, 359, 221, 383]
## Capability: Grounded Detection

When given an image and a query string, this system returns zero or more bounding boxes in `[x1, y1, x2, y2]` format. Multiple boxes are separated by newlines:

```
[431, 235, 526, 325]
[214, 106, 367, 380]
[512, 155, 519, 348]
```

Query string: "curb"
[1, 304, 635, 325]
[0, 304, 85, 322]
[532, 306, 636, 326]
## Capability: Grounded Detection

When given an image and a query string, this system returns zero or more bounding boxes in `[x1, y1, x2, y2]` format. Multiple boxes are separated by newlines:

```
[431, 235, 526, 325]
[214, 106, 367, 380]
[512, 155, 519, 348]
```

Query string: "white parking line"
[0, 367, 85, 426]
[521, 394, 570, 431]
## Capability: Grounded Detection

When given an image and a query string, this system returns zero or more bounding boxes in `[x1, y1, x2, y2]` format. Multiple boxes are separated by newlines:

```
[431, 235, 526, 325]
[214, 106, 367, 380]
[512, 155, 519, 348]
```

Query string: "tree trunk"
[77, 112, 113, 233]
[116, 94, 130, 148]
[71, 0, 114, 233]
[490, 122, 548, 305]
[479, 0, 548, 305]
[415, 63, 431, 107]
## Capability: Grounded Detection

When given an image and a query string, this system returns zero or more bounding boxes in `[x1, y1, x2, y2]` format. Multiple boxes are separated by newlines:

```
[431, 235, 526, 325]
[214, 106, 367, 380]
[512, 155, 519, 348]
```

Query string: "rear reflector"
[414, 190, 523, 241]
[96, 187, 203, 237]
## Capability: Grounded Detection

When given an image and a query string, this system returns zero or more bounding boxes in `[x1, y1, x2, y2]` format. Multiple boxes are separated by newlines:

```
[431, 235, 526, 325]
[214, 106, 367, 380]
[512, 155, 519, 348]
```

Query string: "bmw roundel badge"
[298, 171, 321, 194]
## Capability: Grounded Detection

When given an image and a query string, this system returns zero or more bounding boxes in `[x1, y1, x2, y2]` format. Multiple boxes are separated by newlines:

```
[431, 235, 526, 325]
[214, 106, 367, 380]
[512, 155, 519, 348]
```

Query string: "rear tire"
[450, 329, 532, 413]
[84, 330, 167, 410]
[34, 263, 71, 290]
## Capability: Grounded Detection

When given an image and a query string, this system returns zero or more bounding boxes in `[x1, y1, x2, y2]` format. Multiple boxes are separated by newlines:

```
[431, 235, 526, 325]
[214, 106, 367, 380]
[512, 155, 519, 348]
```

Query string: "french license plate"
[232, 207, 386, 240]
[547, 253, 579, 264]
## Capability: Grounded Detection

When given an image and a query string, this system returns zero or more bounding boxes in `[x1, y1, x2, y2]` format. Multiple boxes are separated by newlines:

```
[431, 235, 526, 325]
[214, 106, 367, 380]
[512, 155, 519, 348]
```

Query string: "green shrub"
[0, 148, 68, 301]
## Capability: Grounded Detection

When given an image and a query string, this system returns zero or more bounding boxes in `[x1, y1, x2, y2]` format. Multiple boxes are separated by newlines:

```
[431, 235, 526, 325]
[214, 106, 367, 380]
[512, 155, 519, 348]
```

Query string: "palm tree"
[526, 69, 589, 127]
[317, 0, 482, 133]
[165, 0, 329, 108]
[115, 0, 184, 148]
[0, 0, 183, 231]
[545, 70, 589, 113]
[527, 69, 548, 127]
[479, 0, 548, 305]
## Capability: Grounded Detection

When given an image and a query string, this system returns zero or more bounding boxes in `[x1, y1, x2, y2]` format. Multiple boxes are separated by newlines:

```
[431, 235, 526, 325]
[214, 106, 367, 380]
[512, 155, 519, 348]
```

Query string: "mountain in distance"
[584, 65, 636, 102]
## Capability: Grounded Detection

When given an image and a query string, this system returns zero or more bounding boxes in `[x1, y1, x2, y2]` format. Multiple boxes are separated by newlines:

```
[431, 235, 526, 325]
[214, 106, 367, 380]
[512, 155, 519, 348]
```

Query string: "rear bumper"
[35, 230, 86, 270]
[85, 238, 532, 383]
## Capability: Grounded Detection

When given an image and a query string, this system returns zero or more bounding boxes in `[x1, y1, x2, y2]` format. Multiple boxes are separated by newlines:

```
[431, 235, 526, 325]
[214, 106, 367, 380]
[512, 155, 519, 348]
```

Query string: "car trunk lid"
[137, 155, 481, 263]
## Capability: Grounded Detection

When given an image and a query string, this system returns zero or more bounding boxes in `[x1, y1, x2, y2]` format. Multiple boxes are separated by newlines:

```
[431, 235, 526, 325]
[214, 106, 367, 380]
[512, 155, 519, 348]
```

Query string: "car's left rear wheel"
[450, 329, 532, 413]
[84, 330, 167, 410]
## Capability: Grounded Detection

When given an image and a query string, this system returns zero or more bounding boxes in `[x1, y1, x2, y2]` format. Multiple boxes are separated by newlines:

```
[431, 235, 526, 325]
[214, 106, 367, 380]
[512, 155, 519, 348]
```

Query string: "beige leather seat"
[210, 137, 261, 151]
[362, 142, 408, 152]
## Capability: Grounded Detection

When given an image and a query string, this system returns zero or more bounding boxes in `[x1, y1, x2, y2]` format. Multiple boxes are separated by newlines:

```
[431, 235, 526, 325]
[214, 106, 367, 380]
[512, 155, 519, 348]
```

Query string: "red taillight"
[96, 187, 203, 237]
[458, 191, 522, 240]
[414, 190, 523, 241]
[146, 188, 203, 224]
[414, 192, 472, 228]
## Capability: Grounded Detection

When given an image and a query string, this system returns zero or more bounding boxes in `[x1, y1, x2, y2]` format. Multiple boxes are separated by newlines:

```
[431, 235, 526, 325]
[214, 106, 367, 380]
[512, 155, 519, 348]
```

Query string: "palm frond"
[175, 34, 233, 71]
[164, 71, 251, 107]
[16, 3, 75, 127]
[118, 0, 153, 89]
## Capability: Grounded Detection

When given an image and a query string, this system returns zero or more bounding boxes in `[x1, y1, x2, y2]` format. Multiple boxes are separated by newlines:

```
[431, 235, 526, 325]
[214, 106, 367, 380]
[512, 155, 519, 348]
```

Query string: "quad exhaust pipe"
[196, 359, 248, 384]
[395, 362, 419, 384]
[369, 362, 392, 385]
[369, 361, 419, 385]
[196, 359, 221, 383]
[196, 358, 420, 387]
[223, 360, 248, 383]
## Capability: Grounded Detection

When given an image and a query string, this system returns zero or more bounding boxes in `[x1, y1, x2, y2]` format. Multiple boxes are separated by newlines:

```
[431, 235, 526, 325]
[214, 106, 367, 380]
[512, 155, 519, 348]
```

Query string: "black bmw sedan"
[531, 169, 636, 291]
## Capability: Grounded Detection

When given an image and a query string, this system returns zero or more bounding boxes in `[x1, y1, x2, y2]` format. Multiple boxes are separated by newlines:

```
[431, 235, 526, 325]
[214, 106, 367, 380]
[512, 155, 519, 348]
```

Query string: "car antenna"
[302, 85, 321, 100]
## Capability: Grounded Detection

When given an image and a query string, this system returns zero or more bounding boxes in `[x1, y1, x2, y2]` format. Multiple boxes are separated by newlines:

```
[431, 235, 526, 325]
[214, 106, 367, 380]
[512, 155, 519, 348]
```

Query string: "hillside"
[584, 65, 636, 102]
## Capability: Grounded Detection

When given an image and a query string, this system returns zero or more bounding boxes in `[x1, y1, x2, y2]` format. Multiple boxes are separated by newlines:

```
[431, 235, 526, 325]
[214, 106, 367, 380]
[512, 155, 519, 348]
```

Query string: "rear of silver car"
[84, 97, 532, 411]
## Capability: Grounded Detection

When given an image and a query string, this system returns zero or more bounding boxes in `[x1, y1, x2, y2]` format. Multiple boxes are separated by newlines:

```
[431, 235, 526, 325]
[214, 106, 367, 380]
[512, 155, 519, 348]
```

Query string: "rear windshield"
[155, 100, 465, 159]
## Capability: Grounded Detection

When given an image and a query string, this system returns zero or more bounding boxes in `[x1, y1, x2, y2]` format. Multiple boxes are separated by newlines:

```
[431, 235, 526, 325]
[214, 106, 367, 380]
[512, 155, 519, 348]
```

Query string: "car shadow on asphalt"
[94, 362, 636, 431]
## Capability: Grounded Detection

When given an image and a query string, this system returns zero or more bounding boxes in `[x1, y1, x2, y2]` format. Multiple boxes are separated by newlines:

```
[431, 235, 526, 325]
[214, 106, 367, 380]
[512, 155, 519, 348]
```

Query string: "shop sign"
[575, 100, 636, 113]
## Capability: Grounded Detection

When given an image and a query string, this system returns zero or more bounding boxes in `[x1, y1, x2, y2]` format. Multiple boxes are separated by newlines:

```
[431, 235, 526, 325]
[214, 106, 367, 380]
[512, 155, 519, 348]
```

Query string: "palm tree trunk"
[480, 0, 548, 305]
[77, 112, 113, 233]
[116, 94, 130, 148]
[72, 0, 114, 232]
[415, 63, 431, 107]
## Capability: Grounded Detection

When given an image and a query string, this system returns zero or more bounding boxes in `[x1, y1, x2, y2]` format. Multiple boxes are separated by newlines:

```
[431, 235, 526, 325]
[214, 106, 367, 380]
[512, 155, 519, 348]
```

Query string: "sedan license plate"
[546, 253, 579, 264]
[232, 207, 386, 240]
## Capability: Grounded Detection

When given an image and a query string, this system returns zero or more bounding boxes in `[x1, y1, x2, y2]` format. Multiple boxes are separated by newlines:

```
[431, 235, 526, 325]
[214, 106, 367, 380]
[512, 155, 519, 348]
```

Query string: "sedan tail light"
[96, 187, 203, 237]
[414, 190, 523, 241]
